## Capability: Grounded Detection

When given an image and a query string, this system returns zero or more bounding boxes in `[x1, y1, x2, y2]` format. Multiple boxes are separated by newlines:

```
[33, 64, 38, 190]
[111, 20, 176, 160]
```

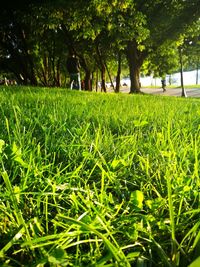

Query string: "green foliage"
[142, 41, 180, 77]
[183, 31, 200, 72]
[189, 256, 200, 267]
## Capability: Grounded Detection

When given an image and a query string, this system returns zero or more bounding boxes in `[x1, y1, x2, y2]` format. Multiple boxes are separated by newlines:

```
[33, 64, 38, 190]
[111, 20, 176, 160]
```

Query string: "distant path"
[141, 87, 200, 97]
[110, 87, 200, 98]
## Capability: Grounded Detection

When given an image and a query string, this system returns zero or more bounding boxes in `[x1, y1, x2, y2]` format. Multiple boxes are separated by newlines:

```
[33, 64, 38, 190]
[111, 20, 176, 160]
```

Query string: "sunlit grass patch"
[0, 86, 200, 266]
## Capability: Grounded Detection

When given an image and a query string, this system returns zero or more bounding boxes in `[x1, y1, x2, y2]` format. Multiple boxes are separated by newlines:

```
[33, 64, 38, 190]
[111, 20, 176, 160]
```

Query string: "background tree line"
[0, 0, 200, 93]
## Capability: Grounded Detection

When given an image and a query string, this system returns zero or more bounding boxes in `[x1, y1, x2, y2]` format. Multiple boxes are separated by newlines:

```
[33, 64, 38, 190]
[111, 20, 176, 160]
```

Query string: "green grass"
[0, 86, 200, 266]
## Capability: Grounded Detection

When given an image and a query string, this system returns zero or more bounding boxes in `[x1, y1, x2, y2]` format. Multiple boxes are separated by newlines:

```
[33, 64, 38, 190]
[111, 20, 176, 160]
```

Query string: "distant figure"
[4, 77, 8, 86]
[161, 78, 166, 92]
[66, 53, 81, 90]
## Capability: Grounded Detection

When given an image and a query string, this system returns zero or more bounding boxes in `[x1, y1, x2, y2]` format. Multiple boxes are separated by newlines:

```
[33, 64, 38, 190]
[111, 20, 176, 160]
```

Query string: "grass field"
[0, 86, 200, 267]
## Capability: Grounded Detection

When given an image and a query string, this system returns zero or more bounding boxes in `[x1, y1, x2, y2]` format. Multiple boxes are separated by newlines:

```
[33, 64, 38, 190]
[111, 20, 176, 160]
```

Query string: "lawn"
[0, 86, 200, 267]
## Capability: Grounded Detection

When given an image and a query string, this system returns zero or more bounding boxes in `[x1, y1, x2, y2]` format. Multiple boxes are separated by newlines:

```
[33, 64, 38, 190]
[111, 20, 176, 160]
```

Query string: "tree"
[142, 41, 180, 79]
[0, 8, 38, 85]
[0, 3, 68, 86]
[124, 0, 200, 93]
[1, 0, 199, 90]
[58, 0, 200, 93]
[182, 27, 200, 85]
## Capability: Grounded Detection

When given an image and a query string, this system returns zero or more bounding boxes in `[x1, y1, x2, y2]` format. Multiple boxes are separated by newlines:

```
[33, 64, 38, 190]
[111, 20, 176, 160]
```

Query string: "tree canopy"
[0, 0, 200, 92]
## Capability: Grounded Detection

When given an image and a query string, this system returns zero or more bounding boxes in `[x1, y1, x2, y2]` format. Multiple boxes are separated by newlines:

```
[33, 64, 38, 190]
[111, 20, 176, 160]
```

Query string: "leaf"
[192, 231, 200, 249]
[133, 120, 148, 127]
[13, 186, 21, 203]
[12, 142, 21, 156]
[14, 156, 28, 168]
[183, 185, 190, 192]
[0, 139, 5, 153]
[188, 256, 200, 267]
[111, 158, 127, 169]
[11, 142, 27, 167]
[48, 247, 67, 264]
[130, 190, 144, 209]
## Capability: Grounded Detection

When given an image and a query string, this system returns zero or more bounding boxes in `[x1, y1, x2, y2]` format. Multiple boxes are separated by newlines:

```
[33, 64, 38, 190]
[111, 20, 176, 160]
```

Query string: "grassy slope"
[0, 86, 200, 266]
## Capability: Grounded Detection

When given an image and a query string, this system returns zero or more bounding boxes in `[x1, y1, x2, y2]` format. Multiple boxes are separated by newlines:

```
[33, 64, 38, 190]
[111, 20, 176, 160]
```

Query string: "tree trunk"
[77, 54, 92, 91]
[105, 62, 114, 89]
[95, 42, 106, 92]
[52, 40, 56, 86]
[84, 70, 92, 91]
[19, 29, 38, 86]
[56, 59, 61, 87]
[126, 41, 144, 93]
[115, 52, 121, 93]
[169, 75, 172, 85]
[100, 65, 106, 92]
[41, 55, 48, 86]
[196, 62, 199, 85]
[179, 47, 187, 97]
[95, 69, 99, 92]
[130, 66, 141, 93]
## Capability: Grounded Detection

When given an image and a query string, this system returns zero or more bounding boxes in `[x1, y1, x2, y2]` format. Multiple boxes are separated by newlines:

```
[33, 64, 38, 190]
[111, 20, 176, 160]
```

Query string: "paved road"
[118, 87, 200, 98]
